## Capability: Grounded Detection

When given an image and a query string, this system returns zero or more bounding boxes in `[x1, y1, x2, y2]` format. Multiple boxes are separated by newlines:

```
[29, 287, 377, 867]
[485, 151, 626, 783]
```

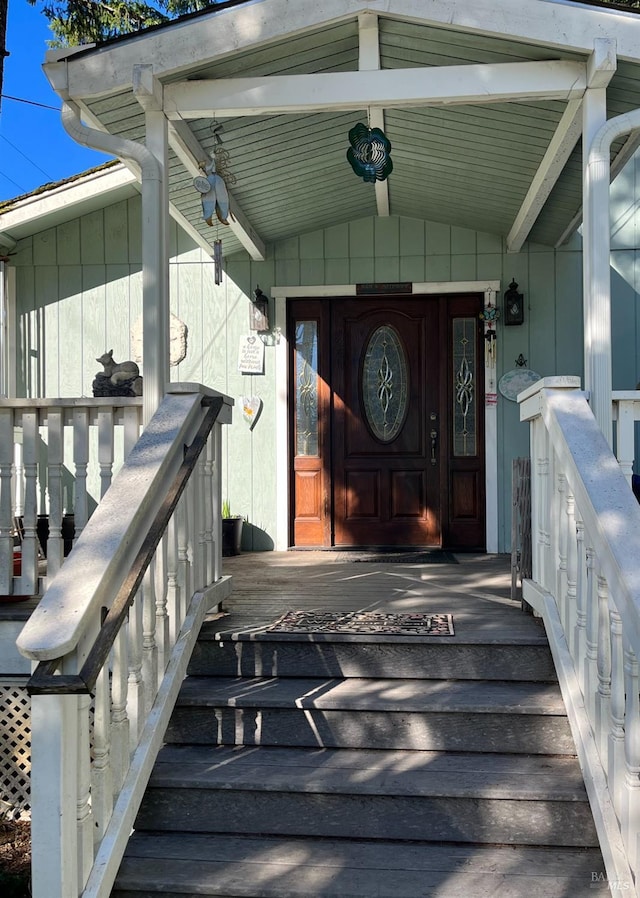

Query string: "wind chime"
[193, 122, 236, 285]
[479, 301, 499, 396]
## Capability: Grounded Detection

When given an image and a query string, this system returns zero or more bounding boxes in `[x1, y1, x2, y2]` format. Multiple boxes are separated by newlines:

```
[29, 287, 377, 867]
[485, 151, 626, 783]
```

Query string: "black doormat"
[266, 610, 454, 636]
[332, 550, 458, 564]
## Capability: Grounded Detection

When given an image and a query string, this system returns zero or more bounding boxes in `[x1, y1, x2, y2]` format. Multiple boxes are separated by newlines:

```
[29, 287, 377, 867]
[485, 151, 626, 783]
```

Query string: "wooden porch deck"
[217, 549, 533, 637]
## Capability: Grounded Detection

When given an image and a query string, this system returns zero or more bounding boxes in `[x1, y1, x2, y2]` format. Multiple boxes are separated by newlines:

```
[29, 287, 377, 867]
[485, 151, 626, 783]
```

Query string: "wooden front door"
[289, 294, 485, 550]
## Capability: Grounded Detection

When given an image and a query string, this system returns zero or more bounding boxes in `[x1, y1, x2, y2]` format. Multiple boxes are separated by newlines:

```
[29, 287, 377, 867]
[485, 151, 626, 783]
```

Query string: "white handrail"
[520, 378, 640, 895]
[17, 383, 233, 898]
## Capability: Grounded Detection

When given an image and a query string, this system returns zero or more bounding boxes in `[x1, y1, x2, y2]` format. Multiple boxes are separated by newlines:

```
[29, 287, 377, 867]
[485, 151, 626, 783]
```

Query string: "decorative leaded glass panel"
[453, 318, 477, 457]
[361, 325, 409, 443]
[295, 321, 318, 456]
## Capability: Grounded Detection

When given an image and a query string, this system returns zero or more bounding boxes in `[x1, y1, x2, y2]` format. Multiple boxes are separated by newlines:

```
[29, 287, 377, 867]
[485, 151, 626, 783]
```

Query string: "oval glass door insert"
[361, 325, 409, 442]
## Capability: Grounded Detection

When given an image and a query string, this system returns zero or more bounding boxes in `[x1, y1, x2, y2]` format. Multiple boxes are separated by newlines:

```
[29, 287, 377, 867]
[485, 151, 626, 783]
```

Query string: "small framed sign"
[238, 335, 265, 374]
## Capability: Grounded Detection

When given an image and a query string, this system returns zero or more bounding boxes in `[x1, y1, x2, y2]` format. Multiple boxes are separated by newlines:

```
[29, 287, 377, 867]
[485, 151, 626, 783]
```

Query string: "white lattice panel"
[0, 684, 31, 814]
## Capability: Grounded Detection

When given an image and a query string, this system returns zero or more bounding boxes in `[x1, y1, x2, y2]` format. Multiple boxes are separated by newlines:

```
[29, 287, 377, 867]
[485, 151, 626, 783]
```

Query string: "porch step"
[165, 675, 575, 754]
[112, 623, 606, 897]
[191, 616, 557, 681]
[135, 744, 598, 847]
[113, 834, 609, 898]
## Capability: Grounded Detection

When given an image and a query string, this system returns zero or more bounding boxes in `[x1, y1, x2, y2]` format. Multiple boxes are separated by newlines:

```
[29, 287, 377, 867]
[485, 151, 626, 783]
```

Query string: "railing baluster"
[21, 409, 40, 595]
[623, 643, 640, 878]
[127, 589, 145, 752]
[97, 407, 115, 497]
[46, 407, 65, 581]
[596, 573, 612, 767]
[91, 663, 113, 843]
[110, 626, 130, 794]
[154, 537, 170, 682]
[72, 408, 90, 540]
[555, 472, 567, 628]
[177, 491, 191, 622]
[13, 438, 24, 517]
[573, 516, 587, 683]
[191, 458, 204, 593]
[608, 605, 625, 817]
[203, 433, 214, 586]
[614, 398, 636, 485]
[76, 691, 93, 890]
[564, 486, 577, 643]
[122, 405, 141, 458]
[166, 513, 181, 646]
[0, 407, 14, 595]
[141, 566, 158, 714]
[584, 546, 598, 727]
[212, 422, 222, 583]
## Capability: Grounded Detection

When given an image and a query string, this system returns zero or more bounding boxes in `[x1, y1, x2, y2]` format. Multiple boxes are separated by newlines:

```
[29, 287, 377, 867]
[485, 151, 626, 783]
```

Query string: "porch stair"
[111, 611, 608, 898]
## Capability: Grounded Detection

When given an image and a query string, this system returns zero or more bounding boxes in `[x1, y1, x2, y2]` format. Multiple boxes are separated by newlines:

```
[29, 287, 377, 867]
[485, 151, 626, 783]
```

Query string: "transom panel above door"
[288, 294, 485, 550]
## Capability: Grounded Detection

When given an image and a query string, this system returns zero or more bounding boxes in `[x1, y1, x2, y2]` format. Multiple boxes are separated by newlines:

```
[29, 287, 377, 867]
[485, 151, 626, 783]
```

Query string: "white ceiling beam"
[46, 0, 640, 101]
[358, 11, 389, 218]
[168, 119, 266, 261]
[507, 100, 583, 253]
[508, 40, 616, 252]
[163, 60, 587, 119]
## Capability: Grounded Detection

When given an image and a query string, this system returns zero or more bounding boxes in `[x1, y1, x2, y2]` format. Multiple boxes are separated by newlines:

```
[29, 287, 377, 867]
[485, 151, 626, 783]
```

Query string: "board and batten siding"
[15, 191, 636, 552]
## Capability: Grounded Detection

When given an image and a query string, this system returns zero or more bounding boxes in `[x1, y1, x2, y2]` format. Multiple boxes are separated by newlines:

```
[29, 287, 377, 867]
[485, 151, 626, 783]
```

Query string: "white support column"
[30, 693, 80, 898]
[134, 65, 170, 424]
[583, 84, 612, 446]
[358, 12, 389, 217]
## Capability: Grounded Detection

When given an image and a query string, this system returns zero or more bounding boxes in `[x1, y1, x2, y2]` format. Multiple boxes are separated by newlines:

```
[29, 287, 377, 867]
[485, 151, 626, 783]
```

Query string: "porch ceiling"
[46, 0, 640, 261]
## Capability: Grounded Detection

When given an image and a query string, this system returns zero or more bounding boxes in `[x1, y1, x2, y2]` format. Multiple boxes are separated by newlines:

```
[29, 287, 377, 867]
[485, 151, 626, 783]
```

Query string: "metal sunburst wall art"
[346, 122, 393, 183]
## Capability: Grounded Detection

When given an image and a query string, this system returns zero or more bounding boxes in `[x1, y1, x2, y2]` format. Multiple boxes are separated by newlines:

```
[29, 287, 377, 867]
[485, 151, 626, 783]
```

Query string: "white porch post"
[134, 66, 170, 424]
[582, 41, 616, 447]
[583, 86, 611, 446]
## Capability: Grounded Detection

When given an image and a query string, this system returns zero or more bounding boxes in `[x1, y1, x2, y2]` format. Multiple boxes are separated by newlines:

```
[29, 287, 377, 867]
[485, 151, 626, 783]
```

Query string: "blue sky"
[1, 0, 110, 202]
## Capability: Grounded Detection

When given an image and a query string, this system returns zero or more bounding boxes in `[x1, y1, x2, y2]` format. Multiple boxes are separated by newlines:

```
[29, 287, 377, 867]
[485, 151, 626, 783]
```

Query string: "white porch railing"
[613, 391, 640, 486]
[16, 383, 233, 898]
[0, 398, 144, 597]
[520, 377, 640, 896]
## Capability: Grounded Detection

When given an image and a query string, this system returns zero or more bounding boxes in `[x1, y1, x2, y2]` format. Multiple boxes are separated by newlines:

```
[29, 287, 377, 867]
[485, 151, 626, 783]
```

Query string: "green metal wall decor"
[346, 123, 393, 183]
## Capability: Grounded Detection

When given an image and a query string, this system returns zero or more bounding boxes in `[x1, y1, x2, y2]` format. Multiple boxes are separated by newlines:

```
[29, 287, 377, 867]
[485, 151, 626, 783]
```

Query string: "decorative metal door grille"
[361, 325, 409, 443]
[452, 318, 477, 457]
[295, 322, 319, 456]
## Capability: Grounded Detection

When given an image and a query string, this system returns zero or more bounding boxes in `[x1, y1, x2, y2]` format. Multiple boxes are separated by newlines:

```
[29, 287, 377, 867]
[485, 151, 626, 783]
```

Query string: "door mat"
[335, 550, 458, 564]
[265, 610, 454, 636]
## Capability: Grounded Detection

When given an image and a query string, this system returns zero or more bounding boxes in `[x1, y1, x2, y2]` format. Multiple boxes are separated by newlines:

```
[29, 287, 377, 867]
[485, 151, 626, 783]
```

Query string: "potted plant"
[221, 500, 243, 556]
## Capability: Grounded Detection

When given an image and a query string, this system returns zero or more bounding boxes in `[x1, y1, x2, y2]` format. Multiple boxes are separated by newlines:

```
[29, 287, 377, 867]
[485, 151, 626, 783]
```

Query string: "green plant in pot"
[221, 500, 243, 556]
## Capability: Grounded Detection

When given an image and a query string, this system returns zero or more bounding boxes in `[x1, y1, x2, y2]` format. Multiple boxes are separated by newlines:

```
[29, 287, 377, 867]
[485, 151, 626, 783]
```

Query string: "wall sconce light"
[504, 279, 524, 326]
[249, 285, 270, 332]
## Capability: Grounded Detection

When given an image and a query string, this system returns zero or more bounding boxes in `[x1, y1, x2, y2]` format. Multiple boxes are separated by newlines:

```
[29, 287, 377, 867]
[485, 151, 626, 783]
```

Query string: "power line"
[0, 133, 54, 179]
[0, 169, 27, 194]
[0, 93, 60, 111]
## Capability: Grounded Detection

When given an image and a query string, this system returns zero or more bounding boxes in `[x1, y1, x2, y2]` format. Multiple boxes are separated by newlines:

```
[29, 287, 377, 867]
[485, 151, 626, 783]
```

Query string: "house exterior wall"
[12, 194, 625, 553]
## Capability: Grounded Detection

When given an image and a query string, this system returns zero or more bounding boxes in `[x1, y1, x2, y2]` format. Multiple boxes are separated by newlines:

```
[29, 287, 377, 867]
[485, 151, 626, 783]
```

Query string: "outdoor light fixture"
[504, 279, 524, 326]
[249, 286, 270, 332]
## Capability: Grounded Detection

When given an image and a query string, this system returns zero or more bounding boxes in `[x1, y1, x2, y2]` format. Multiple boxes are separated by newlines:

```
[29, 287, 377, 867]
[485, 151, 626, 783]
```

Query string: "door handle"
[430, 429, 438, 465]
